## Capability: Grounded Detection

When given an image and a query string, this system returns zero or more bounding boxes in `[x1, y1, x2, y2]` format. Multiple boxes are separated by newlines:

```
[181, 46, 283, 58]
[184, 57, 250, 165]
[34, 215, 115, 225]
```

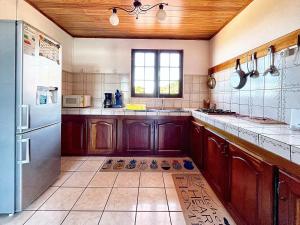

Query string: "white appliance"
[290, 109, 300, 130]
[63, 95, 91, 108]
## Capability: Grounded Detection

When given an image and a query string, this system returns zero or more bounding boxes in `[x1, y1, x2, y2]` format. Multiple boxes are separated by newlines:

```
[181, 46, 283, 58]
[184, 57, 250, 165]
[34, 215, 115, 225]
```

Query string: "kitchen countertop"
[192, 111, 300, 165]
[61, 107, 193, 116]
[61, 107, 300, 165]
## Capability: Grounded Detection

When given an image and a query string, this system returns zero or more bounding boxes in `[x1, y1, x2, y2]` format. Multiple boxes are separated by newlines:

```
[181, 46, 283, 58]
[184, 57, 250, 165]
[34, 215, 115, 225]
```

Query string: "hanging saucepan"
[231, 59, 247, 89]
[207, 74, 216, 89]
[248, 52, 260, 78]
[263, 45, 280, 76]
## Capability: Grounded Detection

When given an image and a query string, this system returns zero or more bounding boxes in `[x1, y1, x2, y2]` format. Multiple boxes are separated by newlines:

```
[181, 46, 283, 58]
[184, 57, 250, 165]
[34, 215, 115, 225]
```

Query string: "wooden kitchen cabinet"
[190, 121, 204, 170]
[122, 119, 155, 155]
[61, 115, 87, 156]
[87, 118, 117, 155]
[227, 144, 274, 225]
[203, 129, 229, 200]
[156, 118, 189, 155]
[278, 170, 300, 225]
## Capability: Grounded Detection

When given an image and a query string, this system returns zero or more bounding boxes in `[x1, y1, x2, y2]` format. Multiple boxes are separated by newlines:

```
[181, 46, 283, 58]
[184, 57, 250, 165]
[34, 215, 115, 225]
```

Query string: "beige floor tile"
[26, 187, 59, 210]
[25, 211, 68, 225]
[137, 188, 168, 211]
[140, 172, 164, 187]
[40, 187, 83, 210]
[62, 211, 101, 225]
[88, 172, 118, 187]
[166, 188, 182, 211]
[114, 172, 140, 187]
[52, 172, 74, 187]
[62, 157, 88, 161]
[170, 212, 187, 225]
[73, 188, 111, 211]
[62, 172, 95, 187]
[86, 156, 107, 161]
[163, 172, 176, 188]
[99, 212, 135, 225]
[61, 160, 84, 171]
[105, 188, 138, 211]
[76, 160, 103, 172]
[136, 212, 171, 225]
[0, 211, 35, 225]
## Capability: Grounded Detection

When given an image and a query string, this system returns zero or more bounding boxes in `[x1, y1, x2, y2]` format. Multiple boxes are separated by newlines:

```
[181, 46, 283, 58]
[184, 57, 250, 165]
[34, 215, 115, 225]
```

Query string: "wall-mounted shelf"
[208, 29, 300, 75]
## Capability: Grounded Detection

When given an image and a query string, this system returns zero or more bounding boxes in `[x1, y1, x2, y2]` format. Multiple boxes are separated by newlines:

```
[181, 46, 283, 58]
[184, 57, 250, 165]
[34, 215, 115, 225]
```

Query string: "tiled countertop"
[61, 107, 300, 165]
[61, 107, 193, 116]
[192, 111, 300, 165]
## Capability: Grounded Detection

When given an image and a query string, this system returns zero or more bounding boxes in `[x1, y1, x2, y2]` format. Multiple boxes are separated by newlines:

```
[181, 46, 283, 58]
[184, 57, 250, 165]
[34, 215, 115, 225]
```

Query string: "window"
[131, 49, 183, 98]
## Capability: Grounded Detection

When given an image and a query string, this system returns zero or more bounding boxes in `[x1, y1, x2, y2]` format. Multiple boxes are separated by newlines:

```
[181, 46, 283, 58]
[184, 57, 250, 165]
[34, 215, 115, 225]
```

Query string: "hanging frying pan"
[207, 74, 216, 89]
[231, 59, 248, 89]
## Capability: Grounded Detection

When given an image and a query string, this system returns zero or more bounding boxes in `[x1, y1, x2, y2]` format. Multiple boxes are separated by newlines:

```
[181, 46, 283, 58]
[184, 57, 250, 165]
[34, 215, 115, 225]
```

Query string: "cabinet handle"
[278, 181, 288, 201]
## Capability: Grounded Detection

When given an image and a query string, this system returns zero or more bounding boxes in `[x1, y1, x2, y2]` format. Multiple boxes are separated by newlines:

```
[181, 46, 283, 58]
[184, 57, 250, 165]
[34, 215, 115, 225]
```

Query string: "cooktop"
[196, 108, 236, 115]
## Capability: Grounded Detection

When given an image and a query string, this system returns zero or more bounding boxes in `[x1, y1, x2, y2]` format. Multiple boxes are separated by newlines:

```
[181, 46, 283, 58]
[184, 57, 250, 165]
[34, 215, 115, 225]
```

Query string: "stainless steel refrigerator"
[0, 21, 61, 214]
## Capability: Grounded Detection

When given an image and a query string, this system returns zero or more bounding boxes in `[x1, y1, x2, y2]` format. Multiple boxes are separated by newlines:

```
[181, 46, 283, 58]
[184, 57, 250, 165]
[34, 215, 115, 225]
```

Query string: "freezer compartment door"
[15, 123, 61, 211]
[16, 23, 62, 133]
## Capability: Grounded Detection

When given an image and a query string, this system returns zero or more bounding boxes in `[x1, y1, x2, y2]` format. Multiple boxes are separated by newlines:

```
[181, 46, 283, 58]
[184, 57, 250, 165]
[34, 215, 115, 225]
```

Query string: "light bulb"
[110, 9, 119, 26]
[156, 5, 167, 22]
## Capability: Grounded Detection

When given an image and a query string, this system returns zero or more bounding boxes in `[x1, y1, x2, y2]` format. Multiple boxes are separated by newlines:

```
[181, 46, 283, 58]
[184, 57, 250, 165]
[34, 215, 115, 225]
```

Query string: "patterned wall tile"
[259, 135, 291, 160]
[291, 146, 300, 165]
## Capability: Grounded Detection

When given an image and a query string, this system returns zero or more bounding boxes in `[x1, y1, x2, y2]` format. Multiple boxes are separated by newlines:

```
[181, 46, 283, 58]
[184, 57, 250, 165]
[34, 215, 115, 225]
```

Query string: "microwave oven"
[62, 95, 91, 108]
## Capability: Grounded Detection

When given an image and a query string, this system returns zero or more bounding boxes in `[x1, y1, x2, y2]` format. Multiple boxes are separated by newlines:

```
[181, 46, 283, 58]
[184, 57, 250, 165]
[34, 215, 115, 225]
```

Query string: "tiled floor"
[0, 157, 187, 225]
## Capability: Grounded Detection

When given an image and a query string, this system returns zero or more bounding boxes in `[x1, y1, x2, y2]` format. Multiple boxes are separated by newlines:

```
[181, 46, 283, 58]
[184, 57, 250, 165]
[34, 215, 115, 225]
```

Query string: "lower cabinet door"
[87, 118, 117, 155]
[203, 129, 229, 200]
[278, 170, 300, 225]
[190, 121, 204, 169]
[156, 119, 188, 155]
[228, 144, 274, 225]
[122, 119, 155, 155]
[62, 115, 86, 156]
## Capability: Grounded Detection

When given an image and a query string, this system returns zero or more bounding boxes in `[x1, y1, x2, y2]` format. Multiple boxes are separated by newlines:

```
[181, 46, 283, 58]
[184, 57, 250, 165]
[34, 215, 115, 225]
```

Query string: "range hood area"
[0, 0, 299, 225]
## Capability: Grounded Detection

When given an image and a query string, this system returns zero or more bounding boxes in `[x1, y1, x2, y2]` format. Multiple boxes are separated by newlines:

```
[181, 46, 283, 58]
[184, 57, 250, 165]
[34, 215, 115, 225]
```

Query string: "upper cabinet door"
[122, 119, 155, 155]
[204, 129, 229, 200]
[278, 170, 300, 225]
[156, 119, 189, 155]
[87, 118, 117, 155]
[190, 121, 204, 170]
[228, 144, 274, 225]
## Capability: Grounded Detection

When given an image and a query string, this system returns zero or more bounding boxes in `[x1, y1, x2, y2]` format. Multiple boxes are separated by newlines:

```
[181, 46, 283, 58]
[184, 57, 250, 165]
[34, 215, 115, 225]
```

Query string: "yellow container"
[125, 104, 146, 111]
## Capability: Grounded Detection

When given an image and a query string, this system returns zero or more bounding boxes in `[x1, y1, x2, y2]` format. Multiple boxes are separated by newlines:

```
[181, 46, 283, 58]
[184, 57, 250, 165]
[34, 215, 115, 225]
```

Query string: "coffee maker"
[103, 93, 113, 108]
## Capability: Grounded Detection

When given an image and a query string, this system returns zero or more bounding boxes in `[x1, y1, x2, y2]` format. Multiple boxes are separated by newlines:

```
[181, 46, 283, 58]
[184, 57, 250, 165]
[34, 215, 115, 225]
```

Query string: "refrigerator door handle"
[17, 138, 30, 164]
[18, 105, 29, 130]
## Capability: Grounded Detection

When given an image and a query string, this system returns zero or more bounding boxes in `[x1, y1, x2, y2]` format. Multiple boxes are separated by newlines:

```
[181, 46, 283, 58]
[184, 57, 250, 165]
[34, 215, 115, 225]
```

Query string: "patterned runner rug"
[172, 173, 236, 225]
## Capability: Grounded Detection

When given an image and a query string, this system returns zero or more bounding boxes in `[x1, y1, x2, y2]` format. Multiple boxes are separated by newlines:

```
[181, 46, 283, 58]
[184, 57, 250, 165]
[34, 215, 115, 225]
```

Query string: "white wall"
[210, 0, 300, 67]
[73, 38, 209, 75]
[0, 0, 73, 72]
[0, 0, 16, 20]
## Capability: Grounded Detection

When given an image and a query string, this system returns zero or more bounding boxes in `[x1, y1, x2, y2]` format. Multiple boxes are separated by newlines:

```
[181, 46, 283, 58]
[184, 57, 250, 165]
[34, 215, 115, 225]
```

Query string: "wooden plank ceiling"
[25, 0, 253, 39]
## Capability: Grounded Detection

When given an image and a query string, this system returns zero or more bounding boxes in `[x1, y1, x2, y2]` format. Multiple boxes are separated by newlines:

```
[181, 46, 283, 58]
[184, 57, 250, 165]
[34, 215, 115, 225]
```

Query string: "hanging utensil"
[294, 34, 300, 66]
[263, 45, 280, 76]
[207, 74, 216, 89]
[231, 59, 248, 89]
[248, 52, 259, 78]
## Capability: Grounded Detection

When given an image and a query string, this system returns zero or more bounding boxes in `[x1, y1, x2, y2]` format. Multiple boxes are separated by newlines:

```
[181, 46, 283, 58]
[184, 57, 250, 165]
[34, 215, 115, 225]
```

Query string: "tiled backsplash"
[210, 50, 300, 124]
[62, 72, 209, 108]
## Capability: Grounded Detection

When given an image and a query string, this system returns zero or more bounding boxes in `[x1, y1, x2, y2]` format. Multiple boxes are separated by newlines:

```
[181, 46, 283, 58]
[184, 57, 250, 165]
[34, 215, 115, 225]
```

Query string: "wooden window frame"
[131, 49, 183, 98]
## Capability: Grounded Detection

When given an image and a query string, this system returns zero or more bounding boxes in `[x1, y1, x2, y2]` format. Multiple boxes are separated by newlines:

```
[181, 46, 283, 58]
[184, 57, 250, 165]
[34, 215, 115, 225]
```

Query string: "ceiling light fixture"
[109, 0, 168, 26]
